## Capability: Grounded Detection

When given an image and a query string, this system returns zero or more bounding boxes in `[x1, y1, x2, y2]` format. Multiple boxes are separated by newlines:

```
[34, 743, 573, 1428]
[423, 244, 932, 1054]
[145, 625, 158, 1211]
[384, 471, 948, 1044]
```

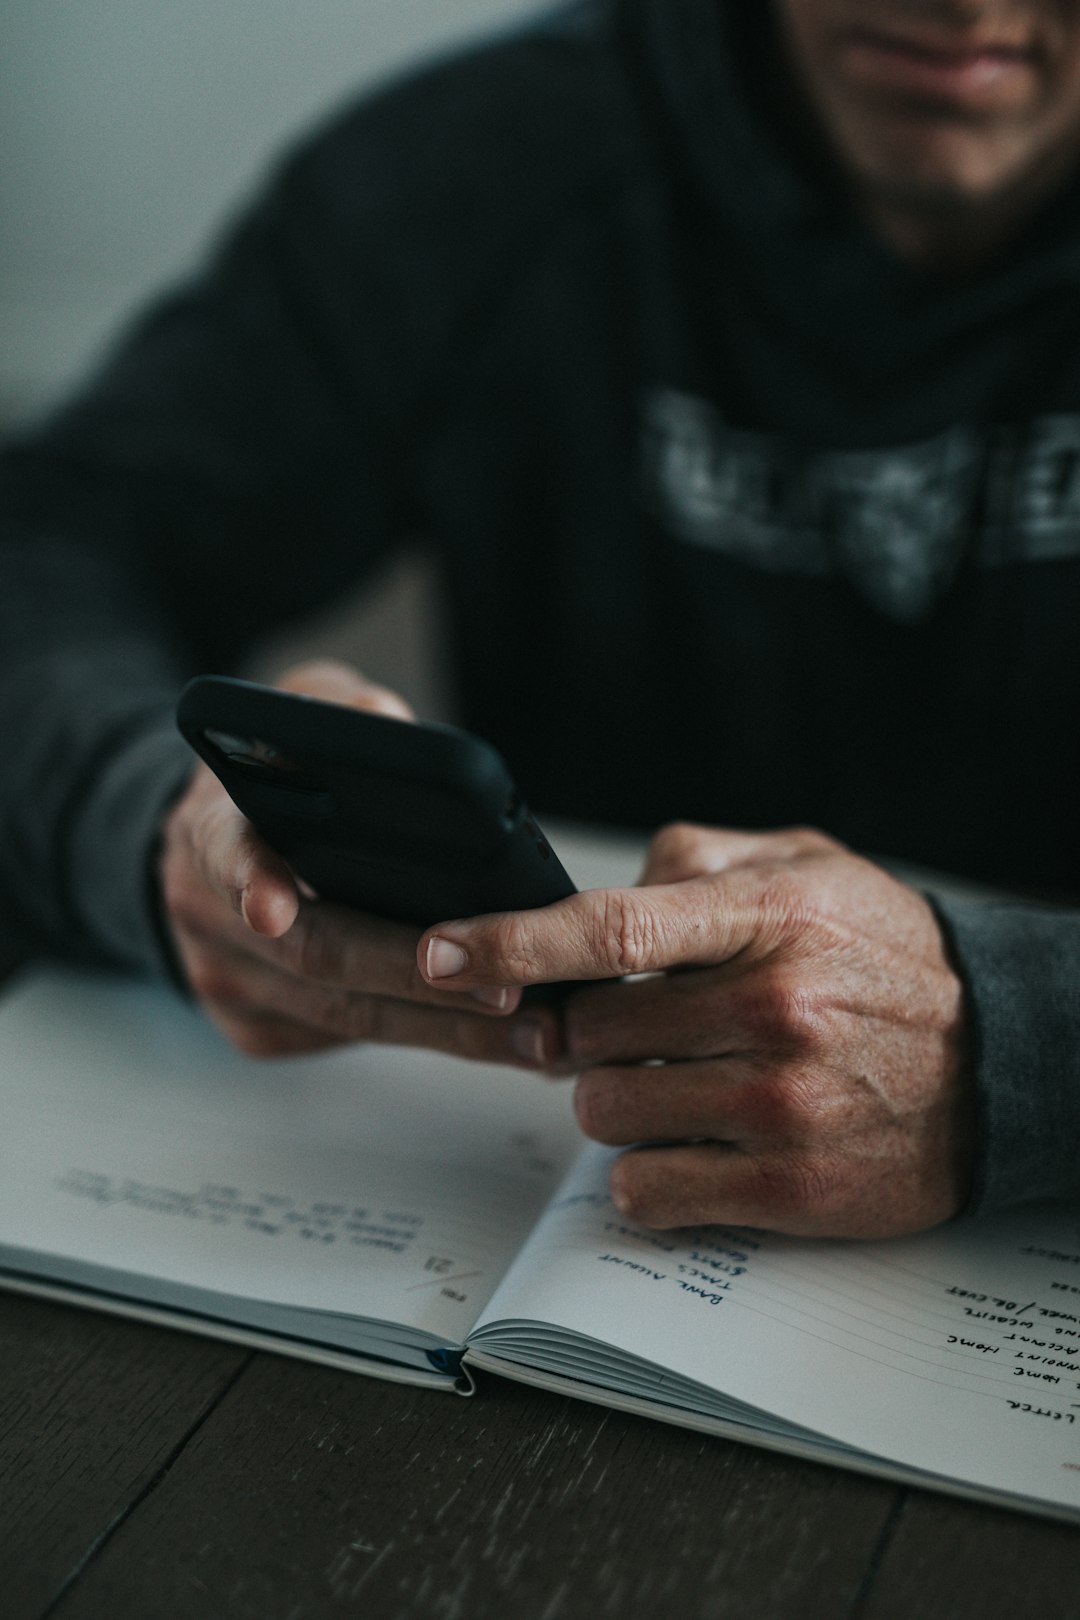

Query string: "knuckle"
[488, 912, 544, 981]
[276, 659, 413, 719]
[563, 1001, 607, 1067]
[746, 1069, 825, 1139]
[780, 989, 827, 1052]
[648, 821, 711, 872]
[784, 824, 837, 854]
[429, 1007, 512, 1065]
[186, 959, 246, 1008]
[594, 889, 660, 976]
[754, 868, 811, 931]
[752, 1152, 842, 1220]
[344, 994, 383, 1044]
[457, 1010, 510, 1062]
[573, 1073, 620, 1142]
[300, 986, 378, 1043]
[274, 657, 357, 697]
[398, 959, 434, 1003]
[292, 913, 345, 985]
[280, 656, 345, 682]
[738, 974, 823, 1050]
[367, 687, 414, 720]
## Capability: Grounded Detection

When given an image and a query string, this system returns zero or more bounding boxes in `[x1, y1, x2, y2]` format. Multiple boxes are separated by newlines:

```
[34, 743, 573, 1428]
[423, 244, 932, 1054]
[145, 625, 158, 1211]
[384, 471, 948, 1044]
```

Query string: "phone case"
[176, 676, 577, 927]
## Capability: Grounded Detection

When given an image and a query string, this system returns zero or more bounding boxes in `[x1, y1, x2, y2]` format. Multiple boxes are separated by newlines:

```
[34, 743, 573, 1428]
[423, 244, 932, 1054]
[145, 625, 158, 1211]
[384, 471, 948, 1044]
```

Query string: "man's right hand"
[158, 659, 563, 1068]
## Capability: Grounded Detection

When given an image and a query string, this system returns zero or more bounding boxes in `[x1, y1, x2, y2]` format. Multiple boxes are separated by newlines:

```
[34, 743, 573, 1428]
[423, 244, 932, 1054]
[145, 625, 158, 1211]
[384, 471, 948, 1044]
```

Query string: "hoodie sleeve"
[0, 95, 437, 974]
[932, 895, 1080, 1212]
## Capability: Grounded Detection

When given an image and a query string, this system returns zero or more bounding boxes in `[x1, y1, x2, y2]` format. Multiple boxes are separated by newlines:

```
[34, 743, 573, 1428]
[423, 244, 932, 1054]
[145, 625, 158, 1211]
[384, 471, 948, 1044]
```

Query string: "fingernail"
[471, 987, 512, 1011]
[426, 936, 468, 980]
[511, 1021, 548, 1066]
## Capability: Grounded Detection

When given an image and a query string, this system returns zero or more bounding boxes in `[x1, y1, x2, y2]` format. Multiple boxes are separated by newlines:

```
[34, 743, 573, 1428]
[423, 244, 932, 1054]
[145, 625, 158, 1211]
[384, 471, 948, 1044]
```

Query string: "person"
[2, 0, 1078, 1240]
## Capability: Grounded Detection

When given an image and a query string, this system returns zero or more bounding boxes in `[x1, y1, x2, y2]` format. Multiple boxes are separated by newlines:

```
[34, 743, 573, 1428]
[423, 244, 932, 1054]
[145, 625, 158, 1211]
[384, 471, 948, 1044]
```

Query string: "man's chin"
[857, 169, 1009, 217]
[848, 131, 1042, 217]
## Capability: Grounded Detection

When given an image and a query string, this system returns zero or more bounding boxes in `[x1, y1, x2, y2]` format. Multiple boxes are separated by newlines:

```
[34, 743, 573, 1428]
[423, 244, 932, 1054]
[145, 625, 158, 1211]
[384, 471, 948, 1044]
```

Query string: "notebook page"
[0, 970, 582, 1348]
[472, 1145, 1080, 1511]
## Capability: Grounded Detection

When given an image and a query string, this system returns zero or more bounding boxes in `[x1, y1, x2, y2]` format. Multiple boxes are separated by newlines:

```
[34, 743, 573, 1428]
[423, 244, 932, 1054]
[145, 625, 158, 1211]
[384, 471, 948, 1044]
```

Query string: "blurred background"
[0, 0, 541, 419]
[1, 0, 543, 712]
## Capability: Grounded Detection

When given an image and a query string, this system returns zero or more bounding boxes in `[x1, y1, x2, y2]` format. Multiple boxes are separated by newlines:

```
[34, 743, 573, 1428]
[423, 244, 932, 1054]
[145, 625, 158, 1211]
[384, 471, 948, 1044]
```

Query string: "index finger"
[417, 877, 773, 991]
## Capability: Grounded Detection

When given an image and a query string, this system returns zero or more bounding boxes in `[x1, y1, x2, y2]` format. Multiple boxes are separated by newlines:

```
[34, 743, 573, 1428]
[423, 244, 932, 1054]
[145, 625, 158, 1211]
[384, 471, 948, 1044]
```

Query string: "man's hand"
[159, 659, 562, 1067]
[418, 824, 975, 1239]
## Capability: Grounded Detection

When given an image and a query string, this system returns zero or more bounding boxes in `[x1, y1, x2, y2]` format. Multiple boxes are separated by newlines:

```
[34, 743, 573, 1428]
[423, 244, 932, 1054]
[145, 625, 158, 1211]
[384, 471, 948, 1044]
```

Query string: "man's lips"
[839, 27, 1039, 111]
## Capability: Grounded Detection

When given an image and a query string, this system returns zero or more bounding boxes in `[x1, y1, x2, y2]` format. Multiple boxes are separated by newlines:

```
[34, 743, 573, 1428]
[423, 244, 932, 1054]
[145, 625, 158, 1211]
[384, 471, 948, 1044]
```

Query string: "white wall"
[0, 0, 540, 419]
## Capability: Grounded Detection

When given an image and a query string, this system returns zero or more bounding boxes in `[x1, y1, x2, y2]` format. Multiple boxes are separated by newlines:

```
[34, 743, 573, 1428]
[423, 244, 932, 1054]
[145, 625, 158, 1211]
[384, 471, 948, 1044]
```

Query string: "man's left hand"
[418, 824, 975, 1239]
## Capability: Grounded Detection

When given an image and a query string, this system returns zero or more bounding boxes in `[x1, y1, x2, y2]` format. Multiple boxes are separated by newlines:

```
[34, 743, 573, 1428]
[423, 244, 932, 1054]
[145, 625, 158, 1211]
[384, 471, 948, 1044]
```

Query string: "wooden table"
[5, 1291, 1080, 1620]
[3, 938, 1080, 1620]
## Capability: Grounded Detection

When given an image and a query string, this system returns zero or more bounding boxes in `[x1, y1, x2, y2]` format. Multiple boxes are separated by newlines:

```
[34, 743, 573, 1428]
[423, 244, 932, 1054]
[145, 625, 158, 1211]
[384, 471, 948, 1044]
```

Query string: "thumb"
[273, 658, 416, 721]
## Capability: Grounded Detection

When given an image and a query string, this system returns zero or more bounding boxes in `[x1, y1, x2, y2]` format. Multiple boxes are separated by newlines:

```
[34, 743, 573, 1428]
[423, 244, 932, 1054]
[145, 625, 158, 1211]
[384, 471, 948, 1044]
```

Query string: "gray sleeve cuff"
[69, 715, 195, 981]
[930, 895, 1080, 1213]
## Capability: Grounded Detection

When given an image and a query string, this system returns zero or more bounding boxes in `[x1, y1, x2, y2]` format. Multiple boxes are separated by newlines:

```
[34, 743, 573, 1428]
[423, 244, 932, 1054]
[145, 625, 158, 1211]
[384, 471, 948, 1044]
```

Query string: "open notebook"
[2, 832, 1079, 1524]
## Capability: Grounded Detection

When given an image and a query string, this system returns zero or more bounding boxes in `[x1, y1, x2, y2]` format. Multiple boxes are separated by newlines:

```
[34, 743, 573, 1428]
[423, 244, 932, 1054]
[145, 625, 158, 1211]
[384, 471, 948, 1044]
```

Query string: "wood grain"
[7, 1299, 1080, 1619]
[0, 1294, 244, 1618]
[855, 1489, 1080, 1620]
[48, 1353, 898, 1620]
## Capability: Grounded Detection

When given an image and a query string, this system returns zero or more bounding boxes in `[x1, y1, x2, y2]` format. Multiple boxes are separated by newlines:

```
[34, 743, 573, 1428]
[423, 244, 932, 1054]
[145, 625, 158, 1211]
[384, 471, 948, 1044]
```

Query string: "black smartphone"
[176, 675, 577, 928]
